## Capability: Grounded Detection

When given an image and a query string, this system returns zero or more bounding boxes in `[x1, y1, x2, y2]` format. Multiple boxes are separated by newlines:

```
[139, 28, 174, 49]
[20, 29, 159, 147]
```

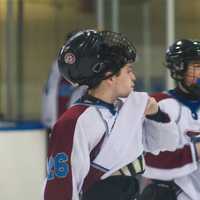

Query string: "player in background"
[41, 60, 87, 131]
[41, 32, 87, 131]
[140, 39, 200, 200]
[43, 29, 180, 200]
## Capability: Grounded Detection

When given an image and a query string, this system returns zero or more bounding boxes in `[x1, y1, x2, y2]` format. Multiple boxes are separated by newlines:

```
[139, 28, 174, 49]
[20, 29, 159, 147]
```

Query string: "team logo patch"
[64, 53, 76, 64]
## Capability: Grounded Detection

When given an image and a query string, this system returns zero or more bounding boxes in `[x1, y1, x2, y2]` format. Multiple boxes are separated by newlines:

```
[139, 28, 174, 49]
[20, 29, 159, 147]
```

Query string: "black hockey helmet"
[166, 39, 200, 81]
[58, 29, 136, 88]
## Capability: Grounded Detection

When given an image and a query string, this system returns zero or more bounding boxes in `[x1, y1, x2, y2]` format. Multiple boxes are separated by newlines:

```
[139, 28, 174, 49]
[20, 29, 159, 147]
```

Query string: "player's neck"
[88, 87, 117, 104]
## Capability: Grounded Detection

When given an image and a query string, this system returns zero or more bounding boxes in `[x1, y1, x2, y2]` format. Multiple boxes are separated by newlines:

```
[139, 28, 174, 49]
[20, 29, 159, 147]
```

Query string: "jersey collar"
[169, 88, 200, 120]
[77, 94, 117, 115]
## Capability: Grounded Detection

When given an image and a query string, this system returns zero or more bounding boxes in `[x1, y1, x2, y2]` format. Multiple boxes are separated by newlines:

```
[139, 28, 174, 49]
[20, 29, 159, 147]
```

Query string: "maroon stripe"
[90, 133, 106, 161]
[145, 145, 193, 169]
[150, 92, 171, 102]
[81, 133, 107, 193]
[82, 166, 105, 193]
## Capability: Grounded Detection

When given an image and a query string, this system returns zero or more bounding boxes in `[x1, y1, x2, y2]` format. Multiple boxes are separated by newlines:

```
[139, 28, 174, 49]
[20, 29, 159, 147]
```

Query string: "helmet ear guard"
[166, 59, 188, 81]
[58, 29, 136, 88]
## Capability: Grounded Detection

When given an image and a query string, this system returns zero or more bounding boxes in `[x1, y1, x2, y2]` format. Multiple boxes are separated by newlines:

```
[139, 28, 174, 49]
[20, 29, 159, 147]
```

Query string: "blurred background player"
[41, 31, 87, 132]
[140, 39, 200, 200]
[43, 29, 179, 200]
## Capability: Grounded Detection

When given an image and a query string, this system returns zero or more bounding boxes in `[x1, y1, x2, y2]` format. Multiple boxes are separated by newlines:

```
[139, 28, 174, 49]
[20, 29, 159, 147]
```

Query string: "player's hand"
[144, 97, 159, 116]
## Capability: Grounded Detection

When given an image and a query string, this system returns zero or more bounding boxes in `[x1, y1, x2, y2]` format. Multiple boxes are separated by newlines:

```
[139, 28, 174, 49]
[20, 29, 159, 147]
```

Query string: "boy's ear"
[105, 71, 113, 77]
[105, 71, 116, 84]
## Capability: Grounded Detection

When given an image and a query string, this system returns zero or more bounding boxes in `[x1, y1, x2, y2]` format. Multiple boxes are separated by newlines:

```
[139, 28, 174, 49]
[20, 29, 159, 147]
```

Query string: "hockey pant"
[139, 180, 182, 200]
[82, 175, 140, 200]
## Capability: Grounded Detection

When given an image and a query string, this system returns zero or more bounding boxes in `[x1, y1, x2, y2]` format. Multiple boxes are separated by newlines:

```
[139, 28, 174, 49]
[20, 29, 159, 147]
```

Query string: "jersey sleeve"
[143, 93, 180, 153]
[44, 105, 89, 200]
[143, 118, 180, 153]
[143, 92, 198, 180]
[144, 143, 198, 180]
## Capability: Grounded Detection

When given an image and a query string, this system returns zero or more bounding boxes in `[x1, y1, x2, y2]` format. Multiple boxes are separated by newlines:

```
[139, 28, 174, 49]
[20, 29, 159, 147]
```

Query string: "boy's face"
[112, 63, 136, 98]
[184, 60, 200, 87]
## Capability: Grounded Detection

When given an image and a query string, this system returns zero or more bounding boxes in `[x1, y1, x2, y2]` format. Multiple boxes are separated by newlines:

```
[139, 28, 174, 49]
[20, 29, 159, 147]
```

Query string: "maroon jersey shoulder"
[49, 104, 89, 154]
[61, 104, 89, 121]
[45, 104, 90, 200]
[150, 92, 172, 102]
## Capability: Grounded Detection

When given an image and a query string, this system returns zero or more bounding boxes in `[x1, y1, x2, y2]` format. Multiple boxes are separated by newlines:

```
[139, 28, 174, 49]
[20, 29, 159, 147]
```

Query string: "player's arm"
[44, 109, 90, 200]
[144, 142, 198, 180]
[143, 94, 198, 179]
[44, 119, 76, 200]
[144, 97, 170, 123]
[143, 96, 180, 153]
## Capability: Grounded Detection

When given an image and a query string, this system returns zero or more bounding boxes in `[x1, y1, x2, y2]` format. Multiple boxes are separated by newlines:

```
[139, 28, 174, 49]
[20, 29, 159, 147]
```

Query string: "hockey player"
[43, 29, 179, 200]
[141, 39, 200, 200]
[41, 60, 74, 130]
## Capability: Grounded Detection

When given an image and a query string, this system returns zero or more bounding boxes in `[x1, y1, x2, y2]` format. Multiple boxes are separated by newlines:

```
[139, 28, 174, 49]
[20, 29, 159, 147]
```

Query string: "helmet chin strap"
[178, 79, 200, 100]
[178, 82, 190, 93]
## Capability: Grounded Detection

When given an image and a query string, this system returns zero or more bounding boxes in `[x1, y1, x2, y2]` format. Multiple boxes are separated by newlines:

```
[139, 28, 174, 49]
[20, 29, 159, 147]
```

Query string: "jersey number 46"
[47, 152, 69, 180]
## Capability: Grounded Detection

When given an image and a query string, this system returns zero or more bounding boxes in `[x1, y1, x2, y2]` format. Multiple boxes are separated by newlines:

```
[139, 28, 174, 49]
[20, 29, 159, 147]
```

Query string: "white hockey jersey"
[44, 91, 179, 200]
[143, 89, 200, 200]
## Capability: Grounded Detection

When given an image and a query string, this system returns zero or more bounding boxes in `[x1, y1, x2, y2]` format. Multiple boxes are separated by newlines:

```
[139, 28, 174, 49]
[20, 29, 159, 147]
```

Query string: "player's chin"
[128, 86, 134, 92]
[120, 89, 133, 97]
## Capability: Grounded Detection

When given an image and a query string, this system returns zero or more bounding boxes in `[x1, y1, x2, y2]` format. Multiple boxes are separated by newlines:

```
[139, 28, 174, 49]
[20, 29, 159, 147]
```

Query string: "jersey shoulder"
[49, 104, 89, 145]
[57, 104, 89, 124]
[150, 92, 172, 102]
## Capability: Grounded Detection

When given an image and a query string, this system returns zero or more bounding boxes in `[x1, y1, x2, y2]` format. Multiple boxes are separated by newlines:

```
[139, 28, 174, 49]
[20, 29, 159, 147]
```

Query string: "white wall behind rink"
[0, 129, 47, 200]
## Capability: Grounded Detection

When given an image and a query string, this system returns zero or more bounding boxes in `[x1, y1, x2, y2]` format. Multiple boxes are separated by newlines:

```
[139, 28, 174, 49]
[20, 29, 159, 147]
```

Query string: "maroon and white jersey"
[144, 89, 200, 200]
[43, 91, 179, 200]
